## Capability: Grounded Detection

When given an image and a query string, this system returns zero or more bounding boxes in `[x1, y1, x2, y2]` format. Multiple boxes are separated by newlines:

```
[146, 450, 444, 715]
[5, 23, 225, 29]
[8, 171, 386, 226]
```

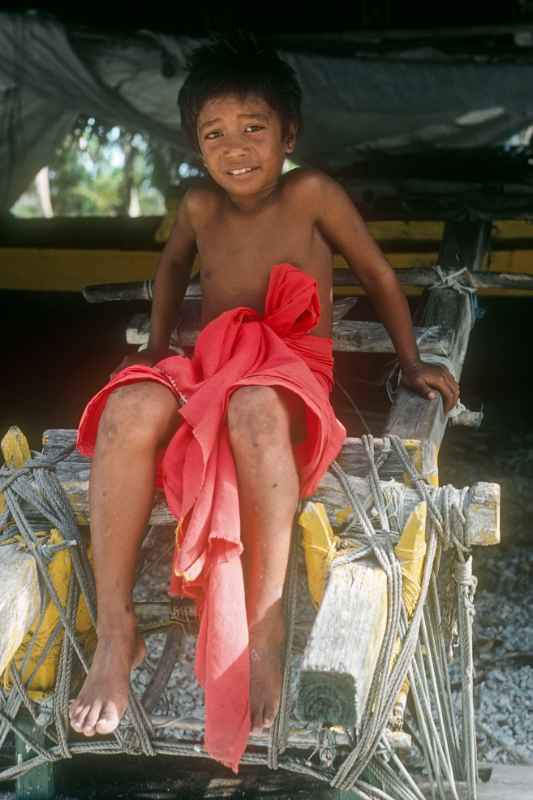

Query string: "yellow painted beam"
[2, 245, 533, 297]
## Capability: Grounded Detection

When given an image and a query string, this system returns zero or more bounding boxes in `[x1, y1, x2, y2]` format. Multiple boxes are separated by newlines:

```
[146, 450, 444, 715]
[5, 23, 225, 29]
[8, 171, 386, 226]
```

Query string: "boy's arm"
[308, 172, 459, 412]
[110, 192, 197, 377]
[147, 191, 198, 360]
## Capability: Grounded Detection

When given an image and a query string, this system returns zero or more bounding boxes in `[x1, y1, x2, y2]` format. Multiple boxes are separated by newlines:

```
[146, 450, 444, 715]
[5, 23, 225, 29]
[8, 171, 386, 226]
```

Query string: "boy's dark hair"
[178, 32, 303, 151]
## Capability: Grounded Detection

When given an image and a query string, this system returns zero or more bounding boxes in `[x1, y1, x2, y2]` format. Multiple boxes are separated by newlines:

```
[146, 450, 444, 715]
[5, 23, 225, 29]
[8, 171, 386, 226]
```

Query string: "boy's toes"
[82, 701, 103, 736]
[95, 702, 121, 735]
[69, 702, 89, 732]
[251, 705, 265, 734]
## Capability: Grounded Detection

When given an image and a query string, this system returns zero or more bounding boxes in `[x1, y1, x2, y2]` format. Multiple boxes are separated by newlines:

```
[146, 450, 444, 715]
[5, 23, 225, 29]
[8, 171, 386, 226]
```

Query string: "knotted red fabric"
[76, 262, 347, 771]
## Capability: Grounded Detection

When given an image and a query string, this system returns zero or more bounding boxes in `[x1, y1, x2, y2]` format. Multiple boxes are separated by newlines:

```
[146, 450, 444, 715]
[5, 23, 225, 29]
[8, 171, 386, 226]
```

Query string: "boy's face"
[196, 93, 296, 200]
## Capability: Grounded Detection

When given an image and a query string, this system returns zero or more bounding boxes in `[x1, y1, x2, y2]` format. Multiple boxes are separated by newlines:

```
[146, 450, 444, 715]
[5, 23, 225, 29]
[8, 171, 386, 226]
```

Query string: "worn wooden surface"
[41, 429, 499, 545]
[385, 220, 490, 448]
[81, 265, 533, 305]
[298, 557, 388, 728]
[126, 310, 453, 356]
[43, 430, 438, 484]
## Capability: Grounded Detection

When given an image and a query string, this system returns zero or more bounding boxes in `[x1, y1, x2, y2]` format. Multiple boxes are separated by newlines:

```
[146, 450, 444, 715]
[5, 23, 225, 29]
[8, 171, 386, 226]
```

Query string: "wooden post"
[384, 220, 491, 448]
[296, 478, 499, 728]
[297, 557, 388, 728]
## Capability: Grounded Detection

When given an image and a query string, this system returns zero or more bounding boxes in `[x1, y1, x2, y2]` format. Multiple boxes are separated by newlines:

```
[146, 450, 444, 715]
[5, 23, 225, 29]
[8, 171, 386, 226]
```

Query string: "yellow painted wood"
[0, 428, 95, 701]
[3, 240, 533, 295]
[3, 529, 96, 701]
[492, 219, 533, 239]
[392, 500, 428, 722]
[402, 438, 440, 488]
[0, 248, 158, 291]
[297, 501, 339, 608]
[0, 426, 32, 516]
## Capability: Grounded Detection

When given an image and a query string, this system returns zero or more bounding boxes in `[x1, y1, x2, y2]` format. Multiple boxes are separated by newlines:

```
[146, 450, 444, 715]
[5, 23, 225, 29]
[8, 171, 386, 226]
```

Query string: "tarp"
[3, 11, 533, 211]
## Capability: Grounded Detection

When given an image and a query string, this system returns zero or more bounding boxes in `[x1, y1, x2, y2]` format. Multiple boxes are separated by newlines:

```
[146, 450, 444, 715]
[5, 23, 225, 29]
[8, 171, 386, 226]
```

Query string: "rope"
[0, 435, 480, 800]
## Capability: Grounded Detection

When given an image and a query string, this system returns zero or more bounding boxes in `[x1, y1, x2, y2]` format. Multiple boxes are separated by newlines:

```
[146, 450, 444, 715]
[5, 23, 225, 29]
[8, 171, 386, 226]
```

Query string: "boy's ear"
[284, 122, 297, 155]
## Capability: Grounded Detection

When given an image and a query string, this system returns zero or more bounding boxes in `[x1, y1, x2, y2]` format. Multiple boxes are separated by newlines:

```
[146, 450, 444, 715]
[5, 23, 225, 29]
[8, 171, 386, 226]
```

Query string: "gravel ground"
[440, 412, 533, 767]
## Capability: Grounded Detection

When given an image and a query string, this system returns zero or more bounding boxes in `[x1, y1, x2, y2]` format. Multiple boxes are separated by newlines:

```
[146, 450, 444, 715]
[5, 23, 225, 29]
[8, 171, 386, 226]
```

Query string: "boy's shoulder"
[280, 167, 342, 211]
[281, 166, 337, 194]
[181, 177, 223, 222]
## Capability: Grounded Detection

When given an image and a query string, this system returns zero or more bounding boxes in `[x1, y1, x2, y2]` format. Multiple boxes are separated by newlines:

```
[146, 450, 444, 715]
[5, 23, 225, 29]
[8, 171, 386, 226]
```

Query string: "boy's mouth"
[226, 166, 259, 176]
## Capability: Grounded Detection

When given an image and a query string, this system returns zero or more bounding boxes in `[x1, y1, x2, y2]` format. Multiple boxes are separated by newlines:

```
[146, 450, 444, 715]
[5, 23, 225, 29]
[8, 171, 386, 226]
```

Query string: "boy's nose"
[222, 137, 249, 158]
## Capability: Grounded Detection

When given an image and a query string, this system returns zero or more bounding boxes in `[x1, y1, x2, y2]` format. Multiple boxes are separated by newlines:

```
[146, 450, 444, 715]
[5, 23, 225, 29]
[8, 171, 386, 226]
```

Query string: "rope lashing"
[0, 435, 480, 800]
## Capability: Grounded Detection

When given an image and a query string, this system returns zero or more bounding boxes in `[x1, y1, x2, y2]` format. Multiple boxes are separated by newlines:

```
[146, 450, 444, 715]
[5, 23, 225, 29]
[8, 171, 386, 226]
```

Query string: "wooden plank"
[384, 220, 491, 448]
[126, 312, 453, 356]
[152, 715, 410, 752]
[41, 430, 500, 545]
[42, 431, 437, 484]
[81, 265, 533, 305]
[297, 557, 388, 728]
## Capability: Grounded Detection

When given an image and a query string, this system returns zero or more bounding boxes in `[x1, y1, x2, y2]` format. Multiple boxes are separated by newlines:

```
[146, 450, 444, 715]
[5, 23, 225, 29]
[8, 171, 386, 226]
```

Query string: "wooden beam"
[384, 221, 491, 448]
[82, 265, 533, 305]
[126, 312, 453, 357]
[151, 715, 411, 752]
[438, 221, 492, 273]
[41, 429, 500, 545]
[297, 557, 387, 728]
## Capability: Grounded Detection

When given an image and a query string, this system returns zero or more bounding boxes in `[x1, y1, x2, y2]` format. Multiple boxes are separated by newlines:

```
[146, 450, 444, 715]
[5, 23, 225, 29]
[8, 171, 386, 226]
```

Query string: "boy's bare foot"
[69, 621, 145, 737]
[248, 603, 286, 733]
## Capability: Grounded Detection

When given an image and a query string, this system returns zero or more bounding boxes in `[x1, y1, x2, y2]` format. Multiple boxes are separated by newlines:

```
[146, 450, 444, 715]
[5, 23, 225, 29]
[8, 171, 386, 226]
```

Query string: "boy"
[69, 34, 459, 771]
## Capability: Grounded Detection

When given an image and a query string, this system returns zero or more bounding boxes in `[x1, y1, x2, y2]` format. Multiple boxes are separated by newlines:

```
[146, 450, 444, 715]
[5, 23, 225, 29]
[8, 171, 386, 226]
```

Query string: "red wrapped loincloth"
[76, 262, 347, 771]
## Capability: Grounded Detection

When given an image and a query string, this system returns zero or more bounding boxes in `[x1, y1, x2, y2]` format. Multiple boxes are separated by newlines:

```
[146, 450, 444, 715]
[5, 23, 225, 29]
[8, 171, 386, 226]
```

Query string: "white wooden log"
[41, 430, 500, 546]
[126, 311, 452, 357]
[82, 267, 533, 305]
[297, 557, 388, 729]
[0, 544, 41, 676]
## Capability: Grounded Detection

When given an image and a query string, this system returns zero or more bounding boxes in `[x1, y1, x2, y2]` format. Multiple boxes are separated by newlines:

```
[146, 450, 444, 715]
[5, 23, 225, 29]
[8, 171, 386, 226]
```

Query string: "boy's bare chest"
[195, 211, 334, 336]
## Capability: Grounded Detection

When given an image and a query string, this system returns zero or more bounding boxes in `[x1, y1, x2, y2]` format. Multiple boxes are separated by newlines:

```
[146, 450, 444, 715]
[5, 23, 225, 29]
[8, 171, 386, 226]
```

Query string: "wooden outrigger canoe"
[1, 218, 532, 799]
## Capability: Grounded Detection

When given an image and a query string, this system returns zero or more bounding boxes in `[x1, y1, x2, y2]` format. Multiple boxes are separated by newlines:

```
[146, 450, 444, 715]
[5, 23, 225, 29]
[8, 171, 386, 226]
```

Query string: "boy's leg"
[69, 381, 183, 737]
[226, 385, 305, 732]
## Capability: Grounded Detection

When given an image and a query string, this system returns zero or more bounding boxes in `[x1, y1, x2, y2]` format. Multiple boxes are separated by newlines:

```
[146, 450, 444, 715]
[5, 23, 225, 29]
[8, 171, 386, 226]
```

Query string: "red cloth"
[76, 262, 347, 771]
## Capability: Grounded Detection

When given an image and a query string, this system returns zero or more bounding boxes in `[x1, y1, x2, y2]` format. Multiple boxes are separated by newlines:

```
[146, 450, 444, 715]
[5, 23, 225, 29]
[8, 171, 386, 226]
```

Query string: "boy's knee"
[98, 383, 178, 447]
[227, 386, 293, 441]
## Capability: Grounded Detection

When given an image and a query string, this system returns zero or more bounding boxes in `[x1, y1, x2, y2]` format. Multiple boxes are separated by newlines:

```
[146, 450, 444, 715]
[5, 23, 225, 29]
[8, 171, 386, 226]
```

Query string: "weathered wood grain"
[297, 557, 388, 728]
[41, 430, 500, 546]
[82, 266, 533, 305]
[385, 221, 490, 448]
[126, 312, 453, 356]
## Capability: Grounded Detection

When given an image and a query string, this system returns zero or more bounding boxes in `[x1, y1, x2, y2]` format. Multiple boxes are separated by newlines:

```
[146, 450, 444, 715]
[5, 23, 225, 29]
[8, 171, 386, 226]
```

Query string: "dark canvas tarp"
[2, 11, 533, 211]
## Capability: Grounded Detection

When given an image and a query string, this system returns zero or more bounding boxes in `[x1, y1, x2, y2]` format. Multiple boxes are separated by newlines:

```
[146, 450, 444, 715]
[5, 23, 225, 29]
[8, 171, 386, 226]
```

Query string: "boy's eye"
[205, 131, 221, 140]
[245, 125, 264, 133]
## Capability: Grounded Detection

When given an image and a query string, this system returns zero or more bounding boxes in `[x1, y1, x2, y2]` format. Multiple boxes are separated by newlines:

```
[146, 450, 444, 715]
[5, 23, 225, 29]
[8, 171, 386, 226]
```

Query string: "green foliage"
[11, 115, 172, 218]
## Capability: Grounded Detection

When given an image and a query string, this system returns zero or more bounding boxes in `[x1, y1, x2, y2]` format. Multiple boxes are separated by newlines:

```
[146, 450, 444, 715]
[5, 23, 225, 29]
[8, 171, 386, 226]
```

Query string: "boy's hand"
[400, 360, 460, 415]
[110, 350, 161, 380]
